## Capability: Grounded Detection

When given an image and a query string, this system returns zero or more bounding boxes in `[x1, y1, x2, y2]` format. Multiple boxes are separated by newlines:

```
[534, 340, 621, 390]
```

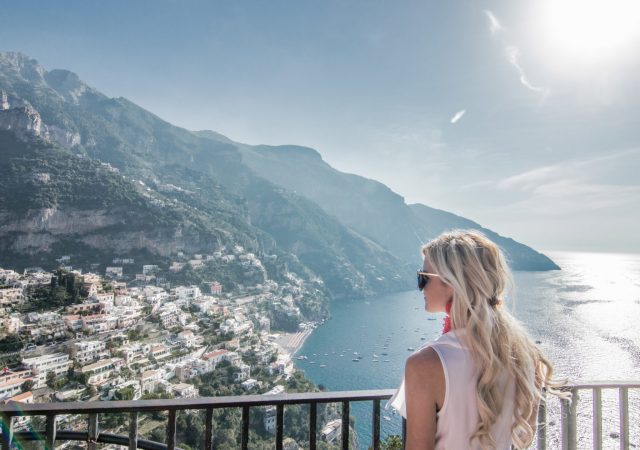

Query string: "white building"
[70, 340, 107, 364]
[321, 419, 342, 444]
[22, 353, 70, 388]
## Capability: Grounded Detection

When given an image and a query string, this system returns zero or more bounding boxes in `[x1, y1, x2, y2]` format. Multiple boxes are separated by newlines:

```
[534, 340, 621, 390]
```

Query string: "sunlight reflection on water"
[296, 251, 640, 449]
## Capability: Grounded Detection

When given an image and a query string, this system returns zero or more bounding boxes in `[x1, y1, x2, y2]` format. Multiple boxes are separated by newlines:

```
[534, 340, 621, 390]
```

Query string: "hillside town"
[0, 246, 343, 447]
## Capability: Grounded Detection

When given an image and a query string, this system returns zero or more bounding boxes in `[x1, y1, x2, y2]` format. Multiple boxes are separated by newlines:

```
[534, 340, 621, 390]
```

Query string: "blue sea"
[294, 251, 640, 449]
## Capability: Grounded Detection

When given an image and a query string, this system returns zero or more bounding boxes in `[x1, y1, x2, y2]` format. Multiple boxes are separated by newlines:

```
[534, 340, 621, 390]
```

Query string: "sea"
[294, 251, 640, 449]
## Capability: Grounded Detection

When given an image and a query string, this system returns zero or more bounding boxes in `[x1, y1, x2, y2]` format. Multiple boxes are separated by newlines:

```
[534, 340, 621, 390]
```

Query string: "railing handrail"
[1, 383, 639, 450]
[560, 380, 640, 389]
[0, 389, 397, 416]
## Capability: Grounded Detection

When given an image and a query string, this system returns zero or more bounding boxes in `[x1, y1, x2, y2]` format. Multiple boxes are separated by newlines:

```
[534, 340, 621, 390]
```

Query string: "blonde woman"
[389, 230, 565, 450]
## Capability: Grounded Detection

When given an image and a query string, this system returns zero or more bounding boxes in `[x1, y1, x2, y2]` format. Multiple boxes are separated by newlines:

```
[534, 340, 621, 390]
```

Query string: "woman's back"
[390, 329, 516, 449]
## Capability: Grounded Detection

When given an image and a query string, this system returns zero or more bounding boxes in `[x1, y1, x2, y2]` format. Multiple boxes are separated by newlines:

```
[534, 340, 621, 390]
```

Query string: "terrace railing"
[0, 381, 638, 450]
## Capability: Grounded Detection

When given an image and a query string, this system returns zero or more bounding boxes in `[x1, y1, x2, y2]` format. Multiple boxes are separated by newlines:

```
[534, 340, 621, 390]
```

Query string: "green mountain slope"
[0, 52, 408, 298]
[236, 144, 559, 271]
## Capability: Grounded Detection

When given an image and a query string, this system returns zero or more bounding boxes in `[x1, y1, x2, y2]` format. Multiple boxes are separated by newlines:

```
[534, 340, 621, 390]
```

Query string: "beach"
[274, 327, 314, 356]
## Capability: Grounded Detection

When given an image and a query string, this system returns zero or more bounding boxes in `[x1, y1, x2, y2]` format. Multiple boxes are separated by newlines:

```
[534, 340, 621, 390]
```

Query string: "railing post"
[570, 389, 578, 450]
[619, 387, 629, 450]
[561, 389, 578, 450]
[0, 414, 13, 450]
[45, 414, 57, 450]
[88, 413, 99, 450]
[166, 409, 176, 450]
[129, 412, 138, 450]
[241, 406, 250, 450]
[593, 388, 602, 450]
[275, 404, 283, 450]
[341, 401, 350, 450]
[537, 392, 547, 450]
[402, 418, 407, 449]
[205, 407, 213, 450]
[372, 399, 381, 450]
[309, 403, 317, 450]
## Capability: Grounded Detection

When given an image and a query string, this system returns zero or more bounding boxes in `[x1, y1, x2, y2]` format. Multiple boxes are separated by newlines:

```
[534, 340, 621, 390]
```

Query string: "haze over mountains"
[0, 52, 558, 301]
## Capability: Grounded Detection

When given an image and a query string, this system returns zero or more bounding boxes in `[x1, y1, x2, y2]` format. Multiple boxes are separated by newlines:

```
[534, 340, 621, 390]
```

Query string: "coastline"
[274, 327, 314, 357]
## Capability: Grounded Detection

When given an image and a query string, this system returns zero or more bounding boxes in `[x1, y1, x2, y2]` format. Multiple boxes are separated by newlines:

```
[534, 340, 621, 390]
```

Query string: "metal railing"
[0, 382, 637, 450]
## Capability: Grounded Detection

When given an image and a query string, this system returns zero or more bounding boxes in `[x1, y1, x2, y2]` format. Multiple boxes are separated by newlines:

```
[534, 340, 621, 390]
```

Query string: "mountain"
[0, 52, 408, 301]
[0, 51, 558, 305]
[236, 144, 559, 271]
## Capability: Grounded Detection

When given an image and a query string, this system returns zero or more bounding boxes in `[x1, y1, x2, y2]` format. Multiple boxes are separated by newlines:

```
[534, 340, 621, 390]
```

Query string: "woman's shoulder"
[406, 346, 443, 383]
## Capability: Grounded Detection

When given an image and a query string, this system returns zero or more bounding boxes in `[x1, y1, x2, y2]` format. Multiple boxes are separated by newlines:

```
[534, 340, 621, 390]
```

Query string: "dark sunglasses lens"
[417, 273, 428, 290]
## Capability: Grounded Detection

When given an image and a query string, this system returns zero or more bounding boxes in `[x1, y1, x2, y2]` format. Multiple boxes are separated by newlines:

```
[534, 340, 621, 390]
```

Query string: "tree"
[370, 435, 403, 450]
[0, 335, 23, 353]
[46, 371, 56, 389]
[20, 380, 34, 393]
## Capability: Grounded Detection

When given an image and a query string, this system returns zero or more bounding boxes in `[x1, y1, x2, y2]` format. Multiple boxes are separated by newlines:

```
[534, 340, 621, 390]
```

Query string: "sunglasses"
[417, 271, 439, 290]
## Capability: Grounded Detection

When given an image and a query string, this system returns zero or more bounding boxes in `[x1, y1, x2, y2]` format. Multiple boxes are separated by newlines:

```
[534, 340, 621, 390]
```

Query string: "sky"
[2, 0, 640, 253]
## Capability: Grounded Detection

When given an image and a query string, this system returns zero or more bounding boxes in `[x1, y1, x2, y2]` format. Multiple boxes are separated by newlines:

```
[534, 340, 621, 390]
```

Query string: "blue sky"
[3, 0, 640, 252]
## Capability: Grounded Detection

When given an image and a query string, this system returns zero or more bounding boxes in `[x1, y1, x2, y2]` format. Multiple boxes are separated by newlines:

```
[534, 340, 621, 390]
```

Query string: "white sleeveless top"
[388, 329, 516, 450]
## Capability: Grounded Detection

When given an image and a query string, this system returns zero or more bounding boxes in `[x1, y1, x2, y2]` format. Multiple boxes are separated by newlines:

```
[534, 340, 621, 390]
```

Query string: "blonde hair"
[422, 229, 565, 449]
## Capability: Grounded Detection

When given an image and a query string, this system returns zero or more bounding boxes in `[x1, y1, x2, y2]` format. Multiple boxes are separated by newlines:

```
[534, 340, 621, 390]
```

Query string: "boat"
[296, 355, 308, 360]
[320, 364, 326, 368]
[372, 359, 379, 363]
[383, 359, 390, 362]
[383, 415, 392, 422]
[352, 358, 360, 362]
[381, 352, 388, 356]
[407, 347, 415, 351]
[309, 361, 316, 364]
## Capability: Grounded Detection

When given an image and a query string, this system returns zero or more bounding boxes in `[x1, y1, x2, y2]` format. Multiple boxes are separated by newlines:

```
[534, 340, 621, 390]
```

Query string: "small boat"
[352, 358, 360, 362]
[381, 352, 388, 356]
[383, 415, 392, 422]
[320, 364, 326, 368]
[407, 347, 415, 351]
[427, 318, 436, 321]
[420, 337, 426, 340]
[296, 355, 307, 360]
[309, 361, 316, 364]
[372, 359, 379, 363]
[383, 359, 390, 362]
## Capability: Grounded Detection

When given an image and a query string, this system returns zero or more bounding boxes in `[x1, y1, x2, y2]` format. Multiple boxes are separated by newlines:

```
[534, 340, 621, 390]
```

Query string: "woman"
[389, 230, 565, 449]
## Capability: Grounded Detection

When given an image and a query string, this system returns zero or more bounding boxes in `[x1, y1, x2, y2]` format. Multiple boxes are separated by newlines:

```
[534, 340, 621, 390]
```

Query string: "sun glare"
[539, 0, 640, 64]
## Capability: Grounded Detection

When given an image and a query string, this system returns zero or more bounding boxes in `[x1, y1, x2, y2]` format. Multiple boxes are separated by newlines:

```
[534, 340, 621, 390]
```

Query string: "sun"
[537, 0, 640, 64]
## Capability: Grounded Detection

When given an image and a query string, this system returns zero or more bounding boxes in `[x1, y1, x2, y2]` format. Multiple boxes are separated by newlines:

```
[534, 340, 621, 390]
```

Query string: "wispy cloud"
[484, 10, 503, 35]
[497, 149, 640, 215]
[485, 10, 548, 97]
[505, 46, 548, 95]
[450, 109, 466, 124]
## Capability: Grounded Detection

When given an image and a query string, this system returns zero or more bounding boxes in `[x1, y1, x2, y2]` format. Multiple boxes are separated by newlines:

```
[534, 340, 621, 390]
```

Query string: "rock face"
[0, 102, 45, 141]
[0, 101, 81, 148]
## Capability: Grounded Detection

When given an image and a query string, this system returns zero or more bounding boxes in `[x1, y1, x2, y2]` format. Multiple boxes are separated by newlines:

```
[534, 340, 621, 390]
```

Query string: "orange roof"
[7, 391, 33, 402]
[203, 350, 228, 360]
